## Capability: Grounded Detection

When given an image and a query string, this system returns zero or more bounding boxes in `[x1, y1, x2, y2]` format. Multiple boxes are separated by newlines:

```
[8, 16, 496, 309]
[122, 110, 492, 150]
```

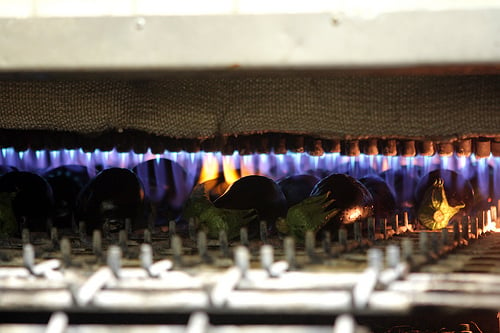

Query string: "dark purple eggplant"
[76, 168, 145, 234]
[380, 168, 420, 219]
[0, 171, 54, 233]
[43, 165, 90, 229]
[213, 175, 287, 234]
[133, 158, 190, 226]
[359, 175, 396, 218]
[310, 173, 374, 225]
[468, 164, 495, 214]
[277, 174, 319, 209]
[414, 169, 473, 229]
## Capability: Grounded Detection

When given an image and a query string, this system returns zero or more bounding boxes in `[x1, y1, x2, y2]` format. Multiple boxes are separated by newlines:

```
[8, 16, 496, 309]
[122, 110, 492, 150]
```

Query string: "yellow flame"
[222, 155, 240, 185]
[198, 153, 220, 184]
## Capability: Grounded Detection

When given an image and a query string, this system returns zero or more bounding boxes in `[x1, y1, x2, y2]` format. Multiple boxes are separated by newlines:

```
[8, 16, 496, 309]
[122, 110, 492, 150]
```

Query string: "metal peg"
[92, 230, 102, 258]
[260, 221, 268, 243]
[22, 228, 30, 245]
[284, 237, 296, 270]
[45, 312, 68, 333]
[23, 243, 35, 272]
[144, 228, 152, 244]
[338, 228, 347, 248]
[172, 235, 183, 266]
[322, 231, 332, 256]
[240, 227, 249, 247]
[107, 245, 122, 278]
[219, 230, 229, 257]
[60, 237, 72, 266]
[50, 227, 59, 248]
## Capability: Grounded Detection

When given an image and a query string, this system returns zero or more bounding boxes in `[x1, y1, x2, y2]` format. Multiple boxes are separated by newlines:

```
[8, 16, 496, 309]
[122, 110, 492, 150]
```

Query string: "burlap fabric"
[0, 74, 498, 141]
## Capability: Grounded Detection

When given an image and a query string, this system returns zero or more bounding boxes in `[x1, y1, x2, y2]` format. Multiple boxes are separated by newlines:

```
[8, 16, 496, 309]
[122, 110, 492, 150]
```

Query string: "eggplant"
[76, 168, 145, 234]
[310, 173, 374, 224]
[277, 174, 319, 209]
[214, 175, 288, 235]
[279, 173, 373, 241]
[359, 175, 396, 219]
[380, 168, 420, 219]
[43, 165, 90, 229]
[414, 169, 473, 230]
[0, 171, 54, 234]
[182, 182, 258, 240]
[133, 158, 190, 226]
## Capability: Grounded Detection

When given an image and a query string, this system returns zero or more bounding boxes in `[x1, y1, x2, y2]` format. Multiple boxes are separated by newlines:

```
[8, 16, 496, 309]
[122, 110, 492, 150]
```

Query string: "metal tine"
[453, 219, 461, 243]
[393, 214, 399, 234]
[261, 242, 292, 277]
[367, 217, 375, 241]
[92, 230, 103, 259]
[260, 244, 273, 273]
[401, 238, 413, 264]
[472, 216, 479, 238]
[403, 211, 411, 231]
[305, 230, 321, 263]
[380, 218, 388, 240]
[284, 237, 296, 270]
[119, 229, 128, 255]
[144, 229, 152, 244]
[461, 215, 470, 240]
[430, 231, 440, 256]
[240, 227, 249, 248]
[172, 235, 183, 267]
[23, 243, 35, 273]
[22, 228, 30, 245]
[260, 220, 268, 244]
[386, 244, 400, 269]
[60, 237, 72, 267]
[219, 230, 229, 258]
[107, 245, 122, 278]
[234, 245, 250, 278]
[125, 218, 132, 234]
[45, 312, 68, 333]
[188, 217, 197, 241]
[79, 221, 87, 244]
[419, 232, 430, 257]
[197, 231, 211, 263]
[169, 220, 176, 248]
[185, 312, 209, 333]
[50, 227, 59, 249]
[322, 231, 332, 257]
[353, 221, 362, 244]
[441, 228, 449, 247]
[332, 314, 356, 333]
[338, 228, 347, 249]
[140, 243, 173, 277]
[140, 243, 153, 271]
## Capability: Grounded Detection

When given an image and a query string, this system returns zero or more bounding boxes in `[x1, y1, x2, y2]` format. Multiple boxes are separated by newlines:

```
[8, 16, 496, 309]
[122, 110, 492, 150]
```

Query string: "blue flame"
[0, 147, 498, 205]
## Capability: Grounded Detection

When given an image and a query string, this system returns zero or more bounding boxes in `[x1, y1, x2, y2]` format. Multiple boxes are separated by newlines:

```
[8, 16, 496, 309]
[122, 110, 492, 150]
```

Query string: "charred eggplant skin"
[214, 175, 287, 234]
[359, 175, 396, 218]
[277, 174, 319, 209]
[75, 168, 145, 234]
[0, 171, 54, 233]
[310, 173, 374, 224]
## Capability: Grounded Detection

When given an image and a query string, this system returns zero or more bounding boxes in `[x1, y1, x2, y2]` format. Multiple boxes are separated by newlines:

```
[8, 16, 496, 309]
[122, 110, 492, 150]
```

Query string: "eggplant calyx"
[418, 178, 466, 230]
[283, 192, 339, 241]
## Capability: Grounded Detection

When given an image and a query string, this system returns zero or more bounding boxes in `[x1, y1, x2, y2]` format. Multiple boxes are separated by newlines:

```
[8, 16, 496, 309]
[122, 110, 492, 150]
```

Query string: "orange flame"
[198, 153, 220, 184]
[222, 155, 240, 185]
